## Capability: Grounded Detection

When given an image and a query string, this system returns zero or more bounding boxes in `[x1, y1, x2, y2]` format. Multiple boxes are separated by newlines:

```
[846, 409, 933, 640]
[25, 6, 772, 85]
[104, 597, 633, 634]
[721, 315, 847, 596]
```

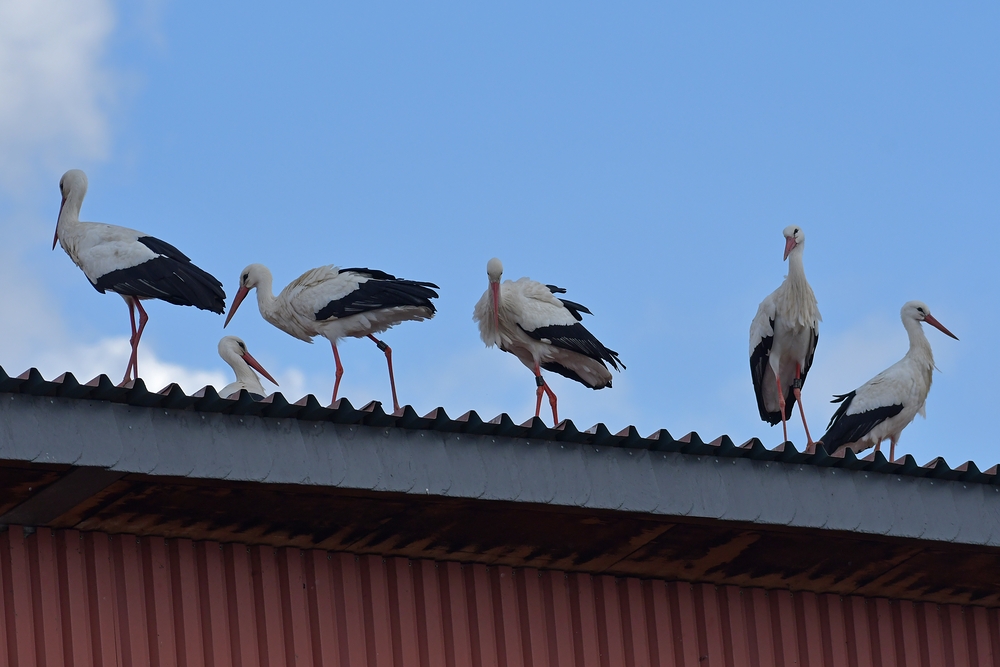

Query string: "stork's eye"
[917, 308, 925, 314]
[239, 342, 246, 351]
[242, 273, 248, 283]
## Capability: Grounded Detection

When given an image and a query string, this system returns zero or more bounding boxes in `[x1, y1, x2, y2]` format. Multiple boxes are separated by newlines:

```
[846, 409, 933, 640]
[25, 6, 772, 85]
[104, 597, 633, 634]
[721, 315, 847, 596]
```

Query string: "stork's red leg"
[132, 300, 149, 382]
[368, 334, 400, 413]
[532, 363, 559, 425]
[889, 437, 898, 462]
[121, 298, 148, 386]
[793, 363, 814, 447]
[775, 373, 788, 444]
[122, 298, 138, 385]
[330, 342, 344, 405]
[543, 383, 559, 425]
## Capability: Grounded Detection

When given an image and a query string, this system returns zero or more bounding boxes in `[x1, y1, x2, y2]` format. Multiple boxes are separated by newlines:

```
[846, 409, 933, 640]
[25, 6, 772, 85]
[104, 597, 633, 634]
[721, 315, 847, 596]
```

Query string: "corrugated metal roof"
[1, 364, 996, 485]
[2, 365, 1000, 606]
[3, 524, 999, 666]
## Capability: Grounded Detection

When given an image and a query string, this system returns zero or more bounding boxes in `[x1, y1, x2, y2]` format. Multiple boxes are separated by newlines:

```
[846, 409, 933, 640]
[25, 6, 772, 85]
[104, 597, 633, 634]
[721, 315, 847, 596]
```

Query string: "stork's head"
[224, 263, 270, 328]
[902, 301, 959, 340]
[218, 335, 279, 386]
[486, 257, 504, 330]
[54, 169, 88, 250]
[782, 225, 804, 261]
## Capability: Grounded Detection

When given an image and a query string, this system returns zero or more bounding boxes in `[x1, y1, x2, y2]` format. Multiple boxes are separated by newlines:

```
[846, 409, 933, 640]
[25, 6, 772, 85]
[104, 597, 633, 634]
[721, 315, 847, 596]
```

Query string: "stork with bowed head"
[750, 225, 822, 446]
[53, 169, 226, 386]
[218, 336, 279, 400]
[818, 301, 958, 461]
[224, 263, 439, 411]
[473, 258, 624, 425]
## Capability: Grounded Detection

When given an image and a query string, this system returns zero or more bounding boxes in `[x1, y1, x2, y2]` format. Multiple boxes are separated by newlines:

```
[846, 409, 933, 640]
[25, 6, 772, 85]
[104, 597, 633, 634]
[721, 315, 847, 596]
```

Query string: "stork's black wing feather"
[341, 267, 400, 282]
[749, 323, 818, 426]
[543, 284, 594, 321]
[315, 273, 439, 320]
[557, 298, 593, 321]
[520, 323, 624, 372]
[749, 321, 780, 425]
[819, 391, 903, 455]
[92, 235, 226, 313]
[138, 235, 192, 263]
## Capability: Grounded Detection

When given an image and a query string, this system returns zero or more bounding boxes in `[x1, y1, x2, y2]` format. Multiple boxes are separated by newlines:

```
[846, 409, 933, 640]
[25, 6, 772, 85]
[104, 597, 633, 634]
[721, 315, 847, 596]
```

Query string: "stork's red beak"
[53, 197, 65, 250]
[783, 235, 796, 261]
[491, 281, 500, 333]
[242, 351, 278, 386]
[924, 314, 959, 340]
[224, 285, 250, 328]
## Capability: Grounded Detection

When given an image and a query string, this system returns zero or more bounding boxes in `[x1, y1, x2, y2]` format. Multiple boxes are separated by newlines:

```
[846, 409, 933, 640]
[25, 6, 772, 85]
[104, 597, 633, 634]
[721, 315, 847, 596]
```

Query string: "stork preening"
[218, 336, 279, 400]
[819, 301, 958, 461]
[750, 226, 822, 446]
[53, 170, 226, 385]
[473, 257, 624, 426]
[224, 263, 438, 411]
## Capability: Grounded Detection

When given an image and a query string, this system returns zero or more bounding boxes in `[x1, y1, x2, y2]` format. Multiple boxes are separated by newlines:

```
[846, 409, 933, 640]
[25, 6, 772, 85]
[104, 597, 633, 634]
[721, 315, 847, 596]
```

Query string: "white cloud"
[0, 0, 115, 187]
[30, 336, 229, 394]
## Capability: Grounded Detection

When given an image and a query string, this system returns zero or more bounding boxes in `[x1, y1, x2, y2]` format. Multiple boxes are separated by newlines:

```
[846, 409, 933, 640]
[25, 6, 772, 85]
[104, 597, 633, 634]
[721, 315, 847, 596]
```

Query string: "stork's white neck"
[233, 358, 265, 394]
[779, 246, 820, 327]
[55, 189, 88, 260]
[58, 194, 83, 228]
[903, 316, 935, 370]
[252, 268, 278, 316]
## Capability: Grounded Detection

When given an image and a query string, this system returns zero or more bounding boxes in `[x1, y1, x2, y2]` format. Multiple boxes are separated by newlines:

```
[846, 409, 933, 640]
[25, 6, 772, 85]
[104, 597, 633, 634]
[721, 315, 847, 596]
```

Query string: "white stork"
[819, 301, 958, 461]
[749, 225, 822, 445]
[473, 257, 624, 425]
[218, 336, 279, 400]
[53, 169, 226, 385]
[224, 263, 438, 410]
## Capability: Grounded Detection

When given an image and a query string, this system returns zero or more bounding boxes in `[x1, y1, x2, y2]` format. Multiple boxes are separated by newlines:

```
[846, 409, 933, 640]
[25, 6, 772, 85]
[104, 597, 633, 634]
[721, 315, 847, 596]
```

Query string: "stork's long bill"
[242, 350, 279, 386]
[53, 196, 65, 250]
[924, 313, 959, 340]
[224, 285, 251, 328]
[783, 235, 796, 260]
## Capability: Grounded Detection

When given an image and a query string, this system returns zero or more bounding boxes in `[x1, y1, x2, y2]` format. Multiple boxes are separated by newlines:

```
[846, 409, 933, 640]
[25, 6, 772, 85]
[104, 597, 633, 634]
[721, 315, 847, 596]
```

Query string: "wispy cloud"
[0, 0, 115, 188]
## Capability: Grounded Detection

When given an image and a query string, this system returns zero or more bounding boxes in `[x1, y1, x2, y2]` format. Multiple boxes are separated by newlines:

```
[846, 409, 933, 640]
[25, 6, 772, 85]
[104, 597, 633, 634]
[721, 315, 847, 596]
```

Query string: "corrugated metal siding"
[1, 525, 998, 667]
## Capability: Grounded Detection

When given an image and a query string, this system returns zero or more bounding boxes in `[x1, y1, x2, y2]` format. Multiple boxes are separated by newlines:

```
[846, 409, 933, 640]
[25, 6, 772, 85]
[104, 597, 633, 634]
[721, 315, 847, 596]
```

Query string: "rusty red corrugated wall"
[1, 526, 999, 666]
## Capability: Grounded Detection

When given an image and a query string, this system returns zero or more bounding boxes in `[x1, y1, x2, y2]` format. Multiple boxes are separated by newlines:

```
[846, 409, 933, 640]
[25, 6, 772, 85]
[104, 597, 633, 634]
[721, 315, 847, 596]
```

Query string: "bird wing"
[90, 235, 226, 313]
[543, 284, 593, 321]
[749, 293, 778, 423]
[819, 387, 904, 455]
[819, 361, 914, 454]
[282, 266, 439, 322]
[799, 326, 820, 388]
[512, 279, 624, 371]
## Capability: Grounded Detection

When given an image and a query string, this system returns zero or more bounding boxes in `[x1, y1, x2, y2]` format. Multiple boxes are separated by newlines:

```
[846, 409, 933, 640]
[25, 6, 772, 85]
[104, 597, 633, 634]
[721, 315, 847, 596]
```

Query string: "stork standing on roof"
[819, 301, 958, 461]
[473, 257, 624, 426]
[218, 336, 279, 400]
[749, 225, 821, 446]
[53, 169, 226, 386]
[224, 263, 438, 411]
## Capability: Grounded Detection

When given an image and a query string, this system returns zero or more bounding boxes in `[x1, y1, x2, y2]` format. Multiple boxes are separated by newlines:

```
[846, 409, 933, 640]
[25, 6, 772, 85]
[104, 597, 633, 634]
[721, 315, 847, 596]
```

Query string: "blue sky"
[2, 2, 997, 468]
